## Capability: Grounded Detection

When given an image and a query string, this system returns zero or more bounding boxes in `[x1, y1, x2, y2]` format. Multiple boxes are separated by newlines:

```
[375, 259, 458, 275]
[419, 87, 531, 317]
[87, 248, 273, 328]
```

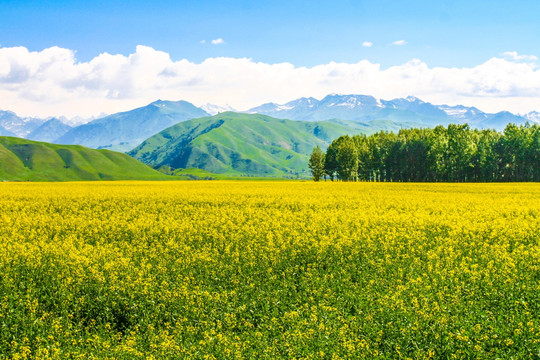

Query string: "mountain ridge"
[246, 94, 536, 130]
[26, 118, 73, 143]
[0, 110, 46, 137]
[1, 95, 538, 155]
[55, 100, 210, 151]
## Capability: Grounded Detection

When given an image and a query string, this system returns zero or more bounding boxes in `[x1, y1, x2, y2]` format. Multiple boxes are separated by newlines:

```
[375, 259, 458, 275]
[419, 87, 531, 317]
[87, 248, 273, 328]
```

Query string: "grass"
[0, 136, 172, 181]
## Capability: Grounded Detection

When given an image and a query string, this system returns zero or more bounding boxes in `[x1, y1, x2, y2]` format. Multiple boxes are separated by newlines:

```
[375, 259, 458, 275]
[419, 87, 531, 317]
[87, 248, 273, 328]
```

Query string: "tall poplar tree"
[336, 136, 358, 181]
[308, 146, 326, 181]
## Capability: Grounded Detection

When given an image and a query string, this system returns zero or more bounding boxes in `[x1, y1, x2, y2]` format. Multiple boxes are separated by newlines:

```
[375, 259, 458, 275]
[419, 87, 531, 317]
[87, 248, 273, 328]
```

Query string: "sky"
[1, 0, 540, 118]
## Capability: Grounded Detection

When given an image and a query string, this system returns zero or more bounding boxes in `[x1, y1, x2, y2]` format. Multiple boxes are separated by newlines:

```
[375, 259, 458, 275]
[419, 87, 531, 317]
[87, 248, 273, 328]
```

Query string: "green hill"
[129, 112, 378, 177]
[0, 137, 171, 181]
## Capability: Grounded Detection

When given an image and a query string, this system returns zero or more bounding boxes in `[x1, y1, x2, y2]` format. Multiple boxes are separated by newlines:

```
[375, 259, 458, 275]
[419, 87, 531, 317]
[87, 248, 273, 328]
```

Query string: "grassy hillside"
[129, 112, 375, 177]
[0, 137, 171, 181]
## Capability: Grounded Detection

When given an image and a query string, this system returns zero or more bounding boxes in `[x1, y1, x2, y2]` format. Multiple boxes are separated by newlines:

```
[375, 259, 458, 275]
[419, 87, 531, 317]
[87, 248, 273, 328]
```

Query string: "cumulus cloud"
[392, 40, 407, 46]
[502, 51, 538, 62]
[211, 38, 225, 45]
[362, 41, 373, 48]
[0, 45, 540, 117]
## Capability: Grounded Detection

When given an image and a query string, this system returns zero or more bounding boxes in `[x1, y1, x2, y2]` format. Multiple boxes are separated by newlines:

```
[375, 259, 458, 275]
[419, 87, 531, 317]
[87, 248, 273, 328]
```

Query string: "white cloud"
[502, 51, 538, 62]
[211, 38, 225, 45]
[200, 40, 206, 44]
[392, 40, 407, 46]
[362, 41, 373, 48]
[0, 45, 540, 117]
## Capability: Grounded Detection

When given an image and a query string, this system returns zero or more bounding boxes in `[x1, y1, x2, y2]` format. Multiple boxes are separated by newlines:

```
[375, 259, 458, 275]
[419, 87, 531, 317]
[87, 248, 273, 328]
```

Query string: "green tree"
[308, 146, 326, 181]
[388, 129, 430, 182]
[427, 125, 450, 181]
[446, 124, 476, 181]
[324, 142, 338, 181]
[370, 131, 397, 181]
[335, 136, 358, 181]
[323, 123, 538, 183]
[471, 129, 500, 181]
[353, 134, 370, 181]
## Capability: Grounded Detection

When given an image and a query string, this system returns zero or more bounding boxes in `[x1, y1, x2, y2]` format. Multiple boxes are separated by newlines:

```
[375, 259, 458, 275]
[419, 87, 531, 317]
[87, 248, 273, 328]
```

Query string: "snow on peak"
[405, 96, 423, 103]
[276, 105, 294, 111]
[201, 103, 236, 115]
[335, 96, 362, 108]
[439, 106, 468, 117]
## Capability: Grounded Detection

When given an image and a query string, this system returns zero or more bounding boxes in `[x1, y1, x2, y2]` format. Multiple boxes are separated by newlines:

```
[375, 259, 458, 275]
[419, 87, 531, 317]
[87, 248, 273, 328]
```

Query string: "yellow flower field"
[0, 181, 539, 359]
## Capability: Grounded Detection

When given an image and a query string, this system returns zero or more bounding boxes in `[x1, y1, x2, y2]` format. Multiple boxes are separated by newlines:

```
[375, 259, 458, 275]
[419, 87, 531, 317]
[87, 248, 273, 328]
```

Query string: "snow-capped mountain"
[0, 110, 46, 137]
[437, 104, 488, 123]
[1, 96, 537, 150]
[248, 97, 321, 120]
[249, 94, 392, 121]
[246, 94, 533, 130]
[60, 113, 109, 126]
[0, 110, 106, 140]
[200, 103, 236, 115]
[55, 100, 210, 151]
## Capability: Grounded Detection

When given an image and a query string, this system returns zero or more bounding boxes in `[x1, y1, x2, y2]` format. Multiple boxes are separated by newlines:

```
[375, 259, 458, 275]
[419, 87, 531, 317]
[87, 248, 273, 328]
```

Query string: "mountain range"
[55, 100, 210, 152]
[247, 94, 536, 130]
[26, 118, 73, 143]
[0, 94, 538, 180]
[0, 110, 46, 137]
[2, 95, 538, 155]
[0, 125, 16, 137]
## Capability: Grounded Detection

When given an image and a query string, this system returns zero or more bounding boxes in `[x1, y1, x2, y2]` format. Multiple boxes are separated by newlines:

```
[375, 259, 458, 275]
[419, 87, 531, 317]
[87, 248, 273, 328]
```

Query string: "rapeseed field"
[0, 182, 539, 359]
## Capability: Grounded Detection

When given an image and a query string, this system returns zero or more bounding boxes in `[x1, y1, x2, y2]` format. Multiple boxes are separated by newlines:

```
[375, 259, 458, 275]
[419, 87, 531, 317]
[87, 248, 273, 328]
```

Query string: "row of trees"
[309, 123, 539, 182]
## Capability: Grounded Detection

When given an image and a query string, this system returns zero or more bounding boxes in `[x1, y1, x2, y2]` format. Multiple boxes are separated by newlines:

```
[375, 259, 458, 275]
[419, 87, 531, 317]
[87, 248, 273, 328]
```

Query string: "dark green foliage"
[308, 146, 325, 181]
[323, 123, 539, 182]
[335, 136, 358, 181]
[323, 141, 339, 181]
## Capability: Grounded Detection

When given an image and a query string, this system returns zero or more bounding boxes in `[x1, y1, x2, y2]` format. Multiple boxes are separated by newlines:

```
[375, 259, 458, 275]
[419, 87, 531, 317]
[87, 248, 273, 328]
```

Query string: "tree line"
[309, 123, 539, 182]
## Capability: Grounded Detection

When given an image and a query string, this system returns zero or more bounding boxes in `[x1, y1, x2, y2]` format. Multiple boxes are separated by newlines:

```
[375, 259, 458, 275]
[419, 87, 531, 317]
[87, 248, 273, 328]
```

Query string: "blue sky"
[2, 0, 539, 68]
[1, 0, 540, 117]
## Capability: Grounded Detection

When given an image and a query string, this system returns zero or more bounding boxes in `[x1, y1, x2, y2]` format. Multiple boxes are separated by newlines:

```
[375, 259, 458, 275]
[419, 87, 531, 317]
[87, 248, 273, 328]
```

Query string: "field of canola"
[0, 181, 539, 359]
